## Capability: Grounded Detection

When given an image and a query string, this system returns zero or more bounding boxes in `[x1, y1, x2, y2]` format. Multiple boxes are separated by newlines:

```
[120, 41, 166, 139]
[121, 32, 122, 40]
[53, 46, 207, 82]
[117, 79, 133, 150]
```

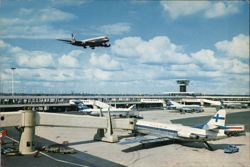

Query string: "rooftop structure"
[176, 80, 190, 92]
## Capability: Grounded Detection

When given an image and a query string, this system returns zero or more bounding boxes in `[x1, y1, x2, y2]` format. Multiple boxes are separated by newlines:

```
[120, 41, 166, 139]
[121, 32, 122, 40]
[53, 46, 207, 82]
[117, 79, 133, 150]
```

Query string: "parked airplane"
[70, 100, 140, 118]
[119, 109, 229, 150]
[75, 101, 92, 115]
[57, 33, 110, 49]
[222, 102, 247, 109]
[82, 105, 138, 118]
[166, 100, 204, 113]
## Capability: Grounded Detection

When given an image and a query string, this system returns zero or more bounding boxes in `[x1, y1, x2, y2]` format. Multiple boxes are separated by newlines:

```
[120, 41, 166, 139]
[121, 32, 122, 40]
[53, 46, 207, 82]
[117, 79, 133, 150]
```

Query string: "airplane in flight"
[57, 33, 110, 49]
[119, 109, 230, 150]
[166, 100, 204, 113]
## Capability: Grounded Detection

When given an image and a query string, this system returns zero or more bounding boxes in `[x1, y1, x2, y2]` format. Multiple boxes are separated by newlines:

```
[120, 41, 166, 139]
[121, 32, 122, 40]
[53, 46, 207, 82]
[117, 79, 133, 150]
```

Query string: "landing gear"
[203, 141, 214, 151]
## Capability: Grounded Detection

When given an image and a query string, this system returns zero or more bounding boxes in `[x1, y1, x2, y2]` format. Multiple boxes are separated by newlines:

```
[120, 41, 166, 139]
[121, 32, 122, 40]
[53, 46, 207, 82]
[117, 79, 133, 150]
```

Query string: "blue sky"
[0, 0, 249, 94]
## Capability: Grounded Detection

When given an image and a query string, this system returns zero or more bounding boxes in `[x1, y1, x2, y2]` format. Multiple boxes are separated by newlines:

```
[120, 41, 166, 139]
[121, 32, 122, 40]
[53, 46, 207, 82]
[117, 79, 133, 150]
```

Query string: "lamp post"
[11, 67, 16, 96]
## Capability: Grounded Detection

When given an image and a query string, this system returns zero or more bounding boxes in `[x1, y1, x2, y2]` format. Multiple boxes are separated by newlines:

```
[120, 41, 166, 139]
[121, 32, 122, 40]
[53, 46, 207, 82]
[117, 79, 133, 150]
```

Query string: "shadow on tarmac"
[67, 140, 98, 146]
[122, 140, 245, 153]
[122, 140, 175, 152]
[1, 127, 125, 167]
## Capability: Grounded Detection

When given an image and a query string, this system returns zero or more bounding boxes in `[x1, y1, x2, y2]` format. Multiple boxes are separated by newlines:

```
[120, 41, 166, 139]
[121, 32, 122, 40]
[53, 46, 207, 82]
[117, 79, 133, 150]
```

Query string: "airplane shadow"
[4, 127, 125, 167]
[122, 140, 245, 153]
[122, 140, 175, 153]
[118, 134, 135, 140]
[67, 140, 98, 146]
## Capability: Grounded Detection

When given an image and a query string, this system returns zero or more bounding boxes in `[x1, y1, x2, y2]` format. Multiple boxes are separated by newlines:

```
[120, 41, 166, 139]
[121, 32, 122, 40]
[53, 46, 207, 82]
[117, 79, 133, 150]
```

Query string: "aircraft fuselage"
[136, 120, 227, 142]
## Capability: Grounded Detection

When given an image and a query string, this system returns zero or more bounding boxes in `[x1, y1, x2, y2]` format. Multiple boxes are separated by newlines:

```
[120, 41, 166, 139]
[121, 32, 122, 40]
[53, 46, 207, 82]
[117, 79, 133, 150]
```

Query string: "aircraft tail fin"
[128, 105, 135, 110]
[71, 33, 76, 42]
[166, 100, 181, 107]
[166, 99, 172, 106]
[203, 109, 226, 130]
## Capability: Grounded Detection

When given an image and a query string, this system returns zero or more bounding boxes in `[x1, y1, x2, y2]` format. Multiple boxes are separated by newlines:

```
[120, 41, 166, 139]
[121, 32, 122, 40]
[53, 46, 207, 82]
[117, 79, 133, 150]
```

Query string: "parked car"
[224, 144, 239, 153]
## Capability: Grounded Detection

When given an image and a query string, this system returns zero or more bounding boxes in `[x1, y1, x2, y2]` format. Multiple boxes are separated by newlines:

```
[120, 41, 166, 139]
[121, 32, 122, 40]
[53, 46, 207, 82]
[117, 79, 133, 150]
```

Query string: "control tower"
[176, 80, 190, 92]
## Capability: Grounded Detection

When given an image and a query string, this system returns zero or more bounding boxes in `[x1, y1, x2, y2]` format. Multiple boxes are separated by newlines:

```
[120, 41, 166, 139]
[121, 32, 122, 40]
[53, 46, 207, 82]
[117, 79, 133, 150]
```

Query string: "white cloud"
[191, 47, 249, 75]
[58, 50, 84, 68]
[0, 8, 75, 39]
[58, 55, 79, 68]
[38, 8, 76, 22]
[99, 23, 131, 35]
[84, 68, 112, 81]
[15, 51, 54, 68]
[10, 68, 81, 82]
[160, 1, 240, 19]
[49, 0, 89, 6]
[112, 37, 144, 57]
[205, 2, 239, 18]
[223, 59, 249, 74]
[0, 18, 26, 26]
[18, 8, 33, 15]
[112, 36, 191, 64]
[0, 41, 54, 69]
[0, 40, 9, 48]
[89, 53, 122, 71]
[191, 49, 219, 70]
[1, 8, 75, 26]
[1, 34, 249, 94]
[160, 1, 209, 19]
[1, 25, 69, 39]
[215, 34, 249, 58]
[170, 63, 200, 72]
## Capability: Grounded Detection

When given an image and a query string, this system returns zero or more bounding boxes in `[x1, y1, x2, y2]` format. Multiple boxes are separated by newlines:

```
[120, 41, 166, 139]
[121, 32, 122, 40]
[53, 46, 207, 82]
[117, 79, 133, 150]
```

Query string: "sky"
[0, 0, 249, 95]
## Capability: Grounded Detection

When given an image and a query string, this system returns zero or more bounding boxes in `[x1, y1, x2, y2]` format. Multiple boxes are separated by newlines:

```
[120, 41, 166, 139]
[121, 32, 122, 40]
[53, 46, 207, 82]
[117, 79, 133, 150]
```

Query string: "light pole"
[11, 67, 16, 96]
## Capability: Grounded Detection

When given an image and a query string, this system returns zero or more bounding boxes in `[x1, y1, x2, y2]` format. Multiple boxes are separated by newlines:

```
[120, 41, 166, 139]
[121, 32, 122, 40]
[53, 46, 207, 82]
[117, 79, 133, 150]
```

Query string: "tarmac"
[1, 108, 250, 167]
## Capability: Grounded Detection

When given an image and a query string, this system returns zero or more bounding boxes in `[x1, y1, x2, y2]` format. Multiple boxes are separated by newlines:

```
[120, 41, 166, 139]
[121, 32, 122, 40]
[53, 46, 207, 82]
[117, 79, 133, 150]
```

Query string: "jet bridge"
[0, 110, 135, 154]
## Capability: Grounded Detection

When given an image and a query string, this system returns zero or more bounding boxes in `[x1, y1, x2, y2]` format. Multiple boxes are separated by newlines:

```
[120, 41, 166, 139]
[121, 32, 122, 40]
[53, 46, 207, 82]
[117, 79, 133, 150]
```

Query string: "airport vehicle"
[57, 33, 110, 49]
[120, 109, 230, 150]
[224, 144, 239, 153]
[0, 129, 7, 144]
[166, 100, 204, 113]
[1, 146, 20, 156]
[43, 144, 76, 154]
[224, 124, 245, 136]
[0, 129, 7, 138]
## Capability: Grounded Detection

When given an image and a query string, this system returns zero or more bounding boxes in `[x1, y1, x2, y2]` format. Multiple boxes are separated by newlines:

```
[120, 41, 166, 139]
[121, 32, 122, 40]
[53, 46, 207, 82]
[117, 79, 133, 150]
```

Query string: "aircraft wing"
[119, 135, 170, 145]
[57, 39, 72, 43]
[181, 107, 193, 111]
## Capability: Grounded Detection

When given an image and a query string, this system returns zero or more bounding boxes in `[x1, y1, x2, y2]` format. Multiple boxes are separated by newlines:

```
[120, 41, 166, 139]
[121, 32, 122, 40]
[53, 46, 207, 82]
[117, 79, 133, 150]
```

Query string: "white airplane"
[82, 105, 138, 118]
[70, 100, 140, 118]
[119, 109, 228, 150]
[57, 33, 110, 49]
[223, 102, 247, 109]
[166, 100, 204, 113]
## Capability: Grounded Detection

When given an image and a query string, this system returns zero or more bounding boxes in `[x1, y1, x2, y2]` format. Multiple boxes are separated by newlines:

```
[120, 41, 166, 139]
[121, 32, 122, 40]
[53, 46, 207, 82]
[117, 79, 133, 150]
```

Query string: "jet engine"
[177, 131, 199, 139]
